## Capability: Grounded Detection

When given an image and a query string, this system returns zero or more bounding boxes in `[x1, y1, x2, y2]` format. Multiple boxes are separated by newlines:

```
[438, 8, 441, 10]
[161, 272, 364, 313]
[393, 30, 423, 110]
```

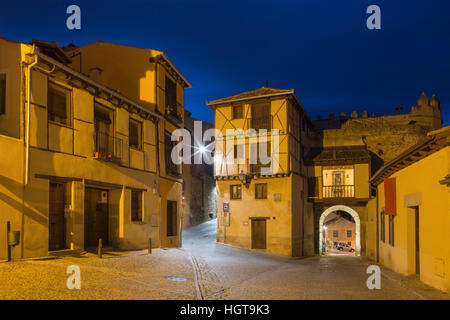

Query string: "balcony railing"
[165, 103, 183, 124]
[248, 116, 272, 131]
[94, 131, 123, 163]
[322, 185, 355, 198]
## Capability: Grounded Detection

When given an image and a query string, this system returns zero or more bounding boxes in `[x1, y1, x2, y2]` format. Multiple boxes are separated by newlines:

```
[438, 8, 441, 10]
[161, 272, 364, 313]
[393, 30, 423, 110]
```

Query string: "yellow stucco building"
[208, 87, 443, 261]
[207, 87, 313, 257]
[366, 126, 450, 292]
[0, 37, 190, 260]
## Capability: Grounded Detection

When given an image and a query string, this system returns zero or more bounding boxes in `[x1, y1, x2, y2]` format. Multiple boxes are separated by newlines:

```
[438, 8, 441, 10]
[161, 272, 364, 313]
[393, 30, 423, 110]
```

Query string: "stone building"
[323, 212, 356, 253]
[182, 110, 216, 230]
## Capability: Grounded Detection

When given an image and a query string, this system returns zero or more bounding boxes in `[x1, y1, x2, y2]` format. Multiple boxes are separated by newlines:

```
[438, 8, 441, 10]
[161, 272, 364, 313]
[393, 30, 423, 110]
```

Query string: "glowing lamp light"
[199, 145, 206, 153]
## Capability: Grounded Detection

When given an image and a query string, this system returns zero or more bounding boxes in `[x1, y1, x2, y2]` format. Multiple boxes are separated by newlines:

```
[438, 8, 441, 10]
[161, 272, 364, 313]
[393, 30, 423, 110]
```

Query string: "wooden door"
[49, 183, 66, 251]
[251, 219, 267, 249]
[84, 188, 109, 248]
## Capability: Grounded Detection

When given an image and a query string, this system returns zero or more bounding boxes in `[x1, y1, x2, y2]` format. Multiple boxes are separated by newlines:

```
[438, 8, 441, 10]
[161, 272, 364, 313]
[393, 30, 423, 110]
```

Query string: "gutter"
[36, 52, 164, 120]
[25, 45, 38, 185]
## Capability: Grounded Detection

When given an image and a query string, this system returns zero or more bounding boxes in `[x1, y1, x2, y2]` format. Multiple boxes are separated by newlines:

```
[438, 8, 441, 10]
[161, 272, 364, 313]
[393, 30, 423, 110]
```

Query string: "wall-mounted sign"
[274, 193, 281, 202]
[223, 202, 230, 213]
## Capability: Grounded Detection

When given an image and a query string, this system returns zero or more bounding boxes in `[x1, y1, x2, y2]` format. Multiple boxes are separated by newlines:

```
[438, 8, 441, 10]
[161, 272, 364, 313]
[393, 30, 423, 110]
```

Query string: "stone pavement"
[0, 219, 448, 300]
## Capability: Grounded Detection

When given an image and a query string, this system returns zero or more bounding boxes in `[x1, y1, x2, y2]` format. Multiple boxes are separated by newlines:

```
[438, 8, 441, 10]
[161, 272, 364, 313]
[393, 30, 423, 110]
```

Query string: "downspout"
[375, 185, 380, 263]
[25, 45, 38, 186]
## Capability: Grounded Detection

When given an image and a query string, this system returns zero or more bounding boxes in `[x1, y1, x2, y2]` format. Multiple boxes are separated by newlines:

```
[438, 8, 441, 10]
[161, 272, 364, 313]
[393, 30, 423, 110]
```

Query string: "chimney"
[88, 67, 103, 83]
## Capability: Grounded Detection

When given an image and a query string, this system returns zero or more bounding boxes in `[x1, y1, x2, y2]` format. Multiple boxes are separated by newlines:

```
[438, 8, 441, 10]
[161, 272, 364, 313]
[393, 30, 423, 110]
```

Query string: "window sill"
[131, 220, 146, 224]
[48, 120, 73, 129]
[130, 146, 144, 152]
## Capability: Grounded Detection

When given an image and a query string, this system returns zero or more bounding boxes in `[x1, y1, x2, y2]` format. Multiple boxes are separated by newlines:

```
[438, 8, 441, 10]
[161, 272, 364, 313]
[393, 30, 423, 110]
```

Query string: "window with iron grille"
[0, 74, 5, 115]
[380, 209, 385, 242]
[131, 190, 142, 221]
[230, 185, 242, 200]
[333, 230, 338, 238]
[48, 83, 70, 125]
[388, 215, 395, 246]
[167, 200, 177, 237]
[347, 230, 352, 237]
[129, 118, 142, 149]
[255, 183, 267, 199]
[232, 104, 243, 119]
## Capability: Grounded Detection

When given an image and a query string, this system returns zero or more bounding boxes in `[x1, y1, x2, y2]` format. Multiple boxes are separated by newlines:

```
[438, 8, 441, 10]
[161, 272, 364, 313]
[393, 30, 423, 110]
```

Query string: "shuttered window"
[129, 118, 142, 149]
[232, 104, 243, 119]
[165, 76, 177, 108]
[255, 183, 268, 199]
[230, 185, 242, 200]
[48, 83, 70, 125]
[0, 74, 5, 115]
[131, 190, 142, 221]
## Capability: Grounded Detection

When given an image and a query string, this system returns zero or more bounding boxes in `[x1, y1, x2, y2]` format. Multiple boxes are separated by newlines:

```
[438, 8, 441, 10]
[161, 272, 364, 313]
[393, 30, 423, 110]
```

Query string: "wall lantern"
[238, 170, 252, 189]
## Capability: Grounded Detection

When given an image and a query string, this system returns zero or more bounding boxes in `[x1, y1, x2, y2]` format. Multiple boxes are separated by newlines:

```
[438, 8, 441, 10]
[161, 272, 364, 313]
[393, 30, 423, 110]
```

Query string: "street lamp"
[238, 170, 252, 189]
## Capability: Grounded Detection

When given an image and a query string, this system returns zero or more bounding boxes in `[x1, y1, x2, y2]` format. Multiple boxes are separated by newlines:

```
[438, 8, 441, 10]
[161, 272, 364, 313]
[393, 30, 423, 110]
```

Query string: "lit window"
[255, 183, 267, 199]
[230, 185, 242, 200]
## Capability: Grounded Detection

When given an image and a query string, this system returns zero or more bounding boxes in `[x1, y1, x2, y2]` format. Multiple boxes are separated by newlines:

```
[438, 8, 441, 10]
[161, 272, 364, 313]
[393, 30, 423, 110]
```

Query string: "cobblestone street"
[0, 219, 448, 300]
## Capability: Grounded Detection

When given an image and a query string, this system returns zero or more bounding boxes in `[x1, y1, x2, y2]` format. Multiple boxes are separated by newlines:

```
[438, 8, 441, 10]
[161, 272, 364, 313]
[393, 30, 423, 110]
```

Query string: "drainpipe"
[25, 45, 38, 186]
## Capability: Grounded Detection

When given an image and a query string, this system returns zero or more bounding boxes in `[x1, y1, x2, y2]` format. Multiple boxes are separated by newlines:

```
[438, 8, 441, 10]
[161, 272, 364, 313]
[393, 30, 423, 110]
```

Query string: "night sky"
[1, 0, 449, 125]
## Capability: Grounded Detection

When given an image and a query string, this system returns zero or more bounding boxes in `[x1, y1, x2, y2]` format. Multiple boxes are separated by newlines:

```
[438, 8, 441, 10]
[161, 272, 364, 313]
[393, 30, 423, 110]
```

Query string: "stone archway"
[319, 205, 361, 256]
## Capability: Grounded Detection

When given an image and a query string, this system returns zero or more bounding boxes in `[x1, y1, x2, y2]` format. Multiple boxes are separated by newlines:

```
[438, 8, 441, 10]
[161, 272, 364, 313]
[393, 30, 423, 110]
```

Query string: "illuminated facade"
[367, 126, 450, 292]
[0, 37, 190, 260]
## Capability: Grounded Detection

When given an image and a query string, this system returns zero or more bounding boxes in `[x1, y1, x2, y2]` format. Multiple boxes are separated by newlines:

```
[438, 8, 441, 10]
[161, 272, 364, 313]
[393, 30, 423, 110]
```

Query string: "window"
[388, 215, 395, 246]
[167, 200, 177, 237]
[347, 230, 352, 237]
[232, 104, 243, 119]
[131, 190, 142, 221]
[0, 74, 5, 115]
[48, 83, 70, 125]
[165, 76, 177, 109]
[165, 132, 181, 177]
[230, 185, 242, 200]
[333, 230, 339, 238]
[380, 209, 385, 243]
[234, 144, 244, 159]
[129, 118, 142, 149]
[255, 183, 267, 199]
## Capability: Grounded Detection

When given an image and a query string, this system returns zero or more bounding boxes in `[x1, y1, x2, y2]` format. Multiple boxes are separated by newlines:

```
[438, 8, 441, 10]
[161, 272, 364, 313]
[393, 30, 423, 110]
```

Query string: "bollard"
[98, 238, 102, 259]
[148, 238, 152, 254]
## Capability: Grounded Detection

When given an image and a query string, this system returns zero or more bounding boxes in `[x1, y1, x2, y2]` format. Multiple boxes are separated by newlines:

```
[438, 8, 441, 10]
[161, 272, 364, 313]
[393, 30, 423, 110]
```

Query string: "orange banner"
[384, 178, 397, 215]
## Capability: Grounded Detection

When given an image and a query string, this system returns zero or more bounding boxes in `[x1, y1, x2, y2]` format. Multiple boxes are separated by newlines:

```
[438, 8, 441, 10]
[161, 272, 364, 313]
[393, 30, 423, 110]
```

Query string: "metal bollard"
[98, 238, 102, 259]
[148, 238, 152, 254]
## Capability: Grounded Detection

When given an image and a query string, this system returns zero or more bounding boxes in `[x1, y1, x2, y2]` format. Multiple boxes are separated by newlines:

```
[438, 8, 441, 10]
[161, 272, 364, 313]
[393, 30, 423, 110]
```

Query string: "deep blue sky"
[1, 0, 449, 125]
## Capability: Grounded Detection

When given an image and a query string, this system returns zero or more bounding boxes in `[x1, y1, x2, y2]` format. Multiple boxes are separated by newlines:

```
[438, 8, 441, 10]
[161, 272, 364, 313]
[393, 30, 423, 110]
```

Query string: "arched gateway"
[319, 205, 361, 256]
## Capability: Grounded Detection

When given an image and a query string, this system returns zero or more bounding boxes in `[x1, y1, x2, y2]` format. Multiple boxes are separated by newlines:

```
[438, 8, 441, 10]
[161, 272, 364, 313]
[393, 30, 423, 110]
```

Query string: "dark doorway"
[251, 219, 267, 249]
[84, 188, 109, 248]
[167, 200, 177, 237]
[414, 207, 420, 275]
[49, 183, 67, 251]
